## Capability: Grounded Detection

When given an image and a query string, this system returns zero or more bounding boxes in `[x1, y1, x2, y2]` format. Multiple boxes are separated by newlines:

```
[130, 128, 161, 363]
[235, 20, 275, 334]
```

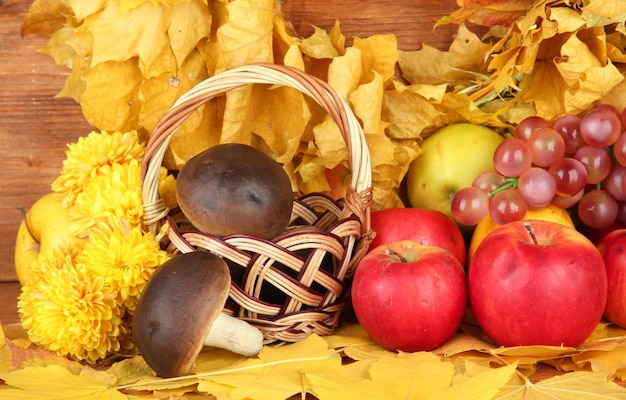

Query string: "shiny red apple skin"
[469, 220, 607, 347]
[352, 240, 467, 352]
[368, 208, 466, 266]
[597, 229, 626, 329]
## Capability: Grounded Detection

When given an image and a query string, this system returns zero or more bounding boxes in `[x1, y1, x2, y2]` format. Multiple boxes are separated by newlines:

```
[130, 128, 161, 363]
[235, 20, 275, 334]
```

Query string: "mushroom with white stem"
[132, 251, 264, 378]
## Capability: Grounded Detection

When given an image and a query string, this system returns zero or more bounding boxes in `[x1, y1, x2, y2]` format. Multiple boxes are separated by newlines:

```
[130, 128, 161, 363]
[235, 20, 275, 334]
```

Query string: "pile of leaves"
[21, 0, 418, 209]
[2, 318, 626, 399]
[397, 0, 626, 129]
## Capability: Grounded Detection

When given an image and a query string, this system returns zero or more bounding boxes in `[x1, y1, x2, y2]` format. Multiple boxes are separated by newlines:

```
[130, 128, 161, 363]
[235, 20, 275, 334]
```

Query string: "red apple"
[352, 240, 467, 352]
[597, 229, 626, 328]
[469, 220, 607, 347]
[369, 208, 466, 266]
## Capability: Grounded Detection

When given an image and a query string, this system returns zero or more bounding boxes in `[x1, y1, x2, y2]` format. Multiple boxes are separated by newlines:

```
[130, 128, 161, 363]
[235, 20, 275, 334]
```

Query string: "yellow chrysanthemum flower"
[18, 247, 126, 364]
[159, 166, 178, 210]
[51, 130, 144, 207]
[79, 219, 169, 312]
[70, 160, 144, 236]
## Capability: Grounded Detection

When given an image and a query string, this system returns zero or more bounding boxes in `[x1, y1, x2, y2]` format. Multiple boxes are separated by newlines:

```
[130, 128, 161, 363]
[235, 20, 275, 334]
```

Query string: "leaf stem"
[114, 352, 340, 391]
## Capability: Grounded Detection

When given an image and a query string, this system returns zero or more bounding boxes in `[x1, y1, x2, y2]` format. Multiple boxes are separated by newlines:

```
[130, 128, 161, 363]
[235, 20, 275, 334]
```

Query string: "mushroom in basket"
[132, 251, 264, 378]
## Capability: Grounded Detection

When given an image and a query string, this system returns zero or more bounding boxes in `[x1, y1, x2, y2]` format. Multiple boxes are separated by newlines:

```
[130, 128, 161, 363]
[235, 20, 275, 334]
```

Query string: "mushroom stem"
[204, 312, 264, 357]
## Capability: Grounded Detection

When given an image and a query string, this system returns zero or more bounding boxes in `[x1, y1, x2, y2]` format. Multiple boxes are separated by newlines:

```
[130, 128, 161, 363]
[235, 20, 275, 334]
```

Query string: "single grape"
[515, 116, 549, 141]
[580, 107, 622, 147]
[595, 103, 622, 119]
[489, 188, 528, 225]
[451, 187, 490, 226]
[605, 164, 626, 201]
[517, 167, 557, 209]
[622, 107, 626, 129]
[551, 189, 584, 209]
[548, 157, 588, 197]
[613, 131, 626, 167]
[493, 138, 533, 177]
[577, 189, 618, 229]
[574, 145, 612, 184]
[553, 114, 584, 156]
[527, 127, 566, 167]
[472, 171, 505, 192]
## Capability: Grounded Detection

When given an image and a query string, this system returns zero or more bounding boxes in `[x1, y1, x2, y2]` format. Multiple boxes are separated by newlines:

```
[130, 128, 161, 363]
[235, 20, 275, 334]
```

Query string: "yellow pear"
[14, 192, 85, 285]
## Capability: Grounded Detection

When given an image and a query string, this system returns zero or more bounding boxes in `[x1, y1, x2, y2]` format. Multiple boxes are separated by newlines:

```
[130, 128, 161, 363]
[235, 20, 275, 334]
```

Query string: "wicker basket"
[140, 63, 373, 344]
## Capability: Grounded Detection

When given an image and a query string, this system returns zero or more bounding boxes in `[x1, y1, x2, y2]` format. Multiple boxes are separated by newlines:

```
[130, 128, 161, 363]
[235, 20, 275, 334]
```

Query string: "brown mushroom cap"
[175, 143, 293, 239]
[132, 251, 231, 378]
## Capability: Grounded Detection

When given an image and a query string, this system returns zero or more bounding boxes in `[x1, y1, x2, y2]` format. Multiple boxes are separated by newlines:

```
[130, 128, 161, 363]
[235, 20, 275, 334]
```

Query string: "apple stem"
[387, 249, 408, 263]
[523, 222, 538, 244]
[17, 205, 37, 240]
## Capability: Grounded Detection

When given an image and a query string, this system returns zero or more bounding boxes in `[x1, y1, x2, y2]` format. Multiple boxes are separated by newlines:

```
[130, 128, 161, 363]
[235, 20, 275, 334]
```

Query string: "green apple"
[406, 123, 504, 226]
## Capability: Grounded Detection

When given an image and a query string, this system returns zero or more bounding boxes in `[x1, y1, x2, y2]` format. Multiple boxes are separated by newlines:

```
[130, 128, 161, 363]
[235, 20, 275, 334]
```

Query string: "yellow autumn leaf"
[80, 58, 143, 132]
[106, 356, 156, 387]
[89, 1, 170, 74]
[39, 27, 81, 68]
[564, 61, 625, 114]
[399, 24, 492, 86]
[440, 361, 518, 400]
[555, 32, 603, 86]
[382, 84, 444, 140]
[306, 359, 387, 400]
[583, 0, 626, 18]
[0, 364, 127, 400]
[373, 352, 457, 398]
[196, 334, 341, 400]
[572, 346, 626, 381]
[327, 48, 363, 108]
[20, 0, 69, 36]
[548, 7, 587, 34]
[213, 0, 275, 73]
[352, 35, 398, 84]
[167, 1, 212, 69]
[300, 25, 340, 59]
[495, 371, 626, 399]
[435, 0, 532, 28]
[349, 71, 383, 135]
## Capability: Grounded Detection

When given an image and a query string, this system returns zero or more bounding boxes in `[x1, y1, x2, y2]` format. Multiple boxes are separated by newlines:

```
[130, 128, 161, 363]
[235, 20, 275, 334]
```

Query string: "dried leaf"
[167, 1, 212, 69]
[300, 26, 340, 59]
[435, 0, 532, 28]
[399, 24, 492, 86]
[496, 371, 626, 399]
[0, 364, 126, 400]
[90, 2, 170, 74]
[213, 0, 275, 73]
[20, 0, 70, 36]
[196, 334, 341, 400]
[80, 58, 143, 131]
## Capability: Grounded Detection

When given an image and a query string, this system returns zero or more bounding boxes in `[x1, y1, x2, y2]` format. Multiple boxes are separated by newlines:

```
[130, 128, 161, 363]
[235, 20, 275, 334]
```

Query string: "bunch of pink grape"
[451, 103, 626, 230]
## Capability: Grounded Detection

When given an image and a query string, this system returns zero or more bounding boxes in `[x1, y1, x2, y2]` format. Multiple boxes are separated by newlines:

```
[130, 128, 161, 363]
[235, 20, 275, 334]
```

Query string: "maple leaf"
[496, 371, 626, 399]
[0, 364, 127, 400]
[435, 0, 533, 28]
[196, 334, 341, 400]
[20, 0, 70, 36]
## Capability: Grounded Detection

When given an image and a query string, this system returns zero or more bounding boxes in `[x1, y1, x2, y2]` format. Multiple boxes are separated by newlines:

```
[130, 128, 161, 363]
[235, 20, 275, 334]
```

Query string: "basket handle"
[140, 62, 373, 236]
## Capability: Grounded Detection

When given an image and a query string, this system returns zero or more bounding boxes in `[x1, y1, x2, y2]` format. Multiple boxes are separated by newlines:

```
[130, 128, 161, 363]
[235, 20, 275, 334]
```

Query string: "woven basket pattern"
[141, 63, 373, 344]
